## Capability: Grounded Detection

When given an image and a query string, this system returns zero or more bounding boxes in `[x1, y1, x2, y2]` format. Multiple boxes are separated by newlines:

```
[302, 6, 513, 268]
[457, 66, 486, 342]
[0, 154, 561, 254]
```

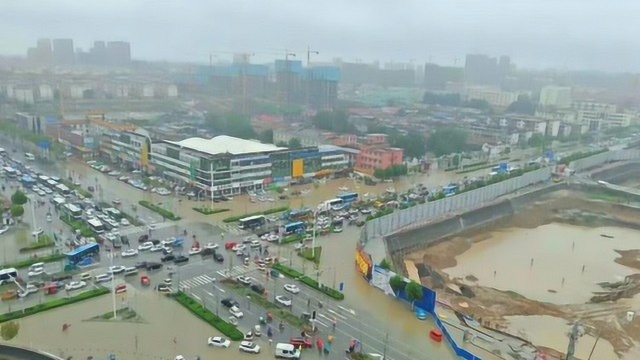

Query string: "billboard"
[371, 265, 396, 296]
[355, 248, 372, 280]
[292, 159, 304, 178]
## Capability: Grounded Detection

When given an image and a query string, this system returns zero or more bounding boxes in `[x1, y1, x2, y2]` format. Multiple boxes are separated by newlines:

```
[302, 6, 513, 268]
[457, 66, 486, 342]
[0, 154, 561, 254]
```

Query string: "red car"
[290, 337, 313, 349]
[224, 242, 237, 250]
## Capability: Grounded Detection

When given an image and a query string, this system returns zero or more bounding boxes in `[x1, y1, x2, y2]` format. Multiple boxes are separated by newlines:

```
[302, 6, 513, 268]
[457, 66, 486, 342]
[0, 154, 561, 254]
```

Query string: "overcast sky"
[1, 0, 638, 71]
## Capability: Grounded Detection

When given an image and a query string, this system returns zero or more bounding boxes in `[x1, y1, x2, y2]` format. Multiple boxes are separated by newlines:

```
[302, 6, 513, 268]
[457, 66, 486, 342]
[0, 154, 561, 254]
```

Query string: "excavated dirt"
[406, 190, 640, 358]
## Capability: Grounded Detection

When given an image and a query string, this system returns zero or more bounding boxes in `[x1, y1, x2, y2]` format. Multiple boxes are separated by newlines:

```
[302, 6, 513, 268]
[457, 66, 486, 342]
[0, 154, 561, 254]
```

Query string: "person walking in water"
[530, 258, 534, 268]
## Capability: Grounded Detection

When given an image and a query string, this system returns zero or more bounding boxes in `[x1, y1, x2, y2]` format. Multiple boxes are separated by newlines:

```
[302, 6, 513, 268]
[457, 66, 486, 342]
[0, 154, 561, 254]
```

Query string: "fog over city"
[1, 0, 639, 71]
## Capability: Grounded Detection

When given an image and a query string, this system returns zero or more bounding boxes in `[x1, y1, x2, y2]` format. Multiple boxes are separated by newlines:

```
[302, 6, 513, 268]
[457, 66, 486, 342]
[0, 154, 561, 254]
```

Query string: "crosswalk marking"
[216, 263, 259, 278]
[117, 221, 179, 236]
[178, 274, 216, 291]
[216, 223, 246, 235]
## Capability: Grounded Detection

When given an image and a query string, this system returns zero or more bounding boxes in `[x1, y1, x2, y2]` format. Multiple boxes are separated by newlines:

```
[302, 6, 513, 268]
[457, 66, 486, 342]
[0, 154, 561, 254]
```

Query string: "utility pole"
[306, 47, 319, 109]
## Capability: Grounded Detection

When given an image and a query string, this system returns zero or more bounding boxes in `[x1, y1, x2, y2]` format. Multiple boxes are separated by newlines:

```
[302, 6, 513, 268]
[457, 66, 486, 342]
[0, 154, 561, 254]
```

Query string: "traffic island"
[138, 200, 181, 221]
[272, 263, 344, 300]
[192, 207, 230, 215]
[299, 246, 322, 265]
[18, 235, 55, 253]
[172, 291, 243, 341]
[221, 206, 290, 223]
[0, 287, 109, 324]
[1, 253, 66, 269]
[87, 307, 143, 323]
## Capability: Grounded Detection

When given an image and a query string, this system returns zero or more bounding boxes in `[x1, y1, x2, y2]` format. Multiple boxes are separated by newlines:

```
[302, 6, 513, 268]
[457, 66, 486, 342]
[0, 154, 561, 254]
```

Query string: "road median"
[272, 263, 344, 300]
[172, 291, 243, 341]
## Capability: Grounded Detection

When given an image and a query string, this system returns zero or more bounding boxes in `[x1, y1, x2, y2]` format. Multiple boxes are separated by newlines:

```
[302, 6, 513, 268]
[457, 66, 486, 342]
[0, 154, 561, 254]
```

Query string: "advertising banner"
[371, 265, 396, 296]
[354, 248, 373, 280]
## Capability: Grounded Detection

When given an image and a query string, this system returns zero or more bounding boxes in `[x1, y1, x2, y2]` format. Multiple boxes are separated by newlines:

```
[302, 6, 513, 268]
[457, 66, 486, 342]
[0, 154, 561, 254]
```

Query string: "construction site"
[391, 164, 640, 360]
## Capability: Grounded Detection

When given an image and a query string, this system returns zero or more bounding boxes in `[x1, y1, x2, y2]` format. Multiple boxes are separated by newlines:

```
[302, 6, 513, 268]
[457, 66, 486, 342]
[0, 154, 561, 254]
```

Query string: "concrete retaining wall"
[0, 345, 63, 360]
[591, 162, 640, 184]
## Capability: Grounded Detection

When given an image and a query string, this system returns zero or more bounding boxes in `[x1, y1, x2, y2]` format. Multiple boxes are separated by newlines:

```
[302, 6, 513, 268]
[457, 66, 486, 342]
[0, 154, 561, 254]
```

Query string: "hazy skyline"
[1, 0, 639, 71]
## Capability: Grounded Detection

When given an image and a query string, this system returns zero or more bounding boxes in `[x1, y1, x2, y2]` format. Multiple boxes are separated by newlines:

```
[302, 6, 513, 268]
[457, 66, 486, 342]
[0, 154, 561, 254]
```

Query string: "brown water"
[505, 315, 618, 360]
[442, 223, 640, 304]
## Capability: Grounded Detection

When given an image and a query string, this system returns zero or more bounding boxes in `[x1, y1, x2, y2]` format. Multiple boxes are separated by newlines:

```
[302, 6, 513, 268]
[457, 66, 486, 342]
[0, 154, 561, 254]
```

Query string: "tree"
[10, 204, 24, 219]
[422, 92, 461, 106]
[427, 127, 468, 157]
[405, 281, 424, 308]
[311, 110, 356, 134]
[0, 321, 19, 341]
[11, 190, 27, 205]
[528, 133, 545, 148]
[507, 95, 536, 115]
[389, 133, 426, 159]
[259, 129, 274, 144]
[379, 258, 392, 271]
[288, 137, 302, 149]
[204, 112, 256, 140]
[389, 275, 406, 295]
[275, 141, 288, 147]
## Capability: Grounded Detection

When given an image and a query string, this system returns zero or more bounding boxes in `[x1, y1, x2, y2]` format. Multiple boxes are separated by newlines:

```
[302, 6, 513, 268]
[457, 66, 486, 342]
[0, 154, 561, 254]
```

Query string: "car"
[115, 284, 127, 294]
[43, 187, 52, 194]
[65, 281, 87, 291]
[238, 341, 260, 354]
[229, 306, 244, 318]
[145, 262, 163, 271]
[224, 242, 237, 250]
[94, 274, 113, 283]
[244, 331, 254, 341]
[289, 337, 313, 349]
[174, 255, 189, 264]
[250, 283, 265, 295]
[188, 247, 201, 256]
[204, 242, 219, 250]
[207, 336, 231, 348]
[31, 227, 44, 237]
[161, 238, 175, 247]
[162, 247, 173, 255]
[174, 356, 185, 360]
[161, 254, 175, 262]
[0, 226, 9, 235]
[231, 244, 246, 252]
[105, 233, 118, 242]
[275, 295, 292, 307]
[333, 226, 343, 233]
[257, 264, 266, 272]
[120, 249, 138, 258]
[112, 198, 121, 205]
[221, 298, 239, 308]
[284, 284, 300, 294]
[214, 253, 224, 263]
[37, 190, 46, 197]
[163, 278, 172, 286]
[28, 267, 45, 277]
[236, 276, 253, 286]
[250, 240, 261, 248]
[120, 218, 130, 226]
[157, 284, 172, 293]
[416, 308, 428, 320]
[138, 242, 154, 251]
[108, 265, 126, 274]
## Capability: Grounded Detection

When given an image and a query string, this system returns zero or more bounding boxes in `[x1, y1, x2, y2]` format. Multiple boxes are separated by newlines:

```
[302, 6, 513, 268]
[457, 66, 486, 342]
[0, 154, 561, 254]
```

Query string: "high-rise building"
[275, 59, 303, 106]
[424, 63, 464, 90]
[91, 41, 107, 65]
[303, 66, 340, 109]
[52, 39, 75, 64]
[27, 38, 53, 64]
[465, 54, 499, 86]
[539, 86, 572, 109]
[106, 41, 131, 66]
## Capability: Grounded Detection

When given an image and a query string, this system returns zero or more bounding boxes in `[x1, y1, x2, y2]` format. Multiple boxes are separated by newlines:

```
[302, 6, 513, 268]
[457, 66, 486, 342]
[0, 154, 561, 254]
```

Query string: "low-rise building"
[355, 145, 403, 176]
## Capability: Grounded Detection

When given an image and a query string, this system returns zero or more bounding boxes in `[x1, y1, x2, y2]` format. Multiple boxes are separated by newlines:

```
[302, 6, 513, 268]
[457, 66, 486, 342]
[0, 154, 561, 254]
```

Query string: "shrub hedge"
[222, 206, 289, 223]
[62, 180, 93, 198]
[0, 287, 109, 323]
[60, 216, 95, 237]
[1, 253, 66, 269]
[192, 207, 230, 215]
[19, 234, 55, 253]
[173, 292, 244, 341]
[272, 263, 344, 300]
[138, 200, 181, 221]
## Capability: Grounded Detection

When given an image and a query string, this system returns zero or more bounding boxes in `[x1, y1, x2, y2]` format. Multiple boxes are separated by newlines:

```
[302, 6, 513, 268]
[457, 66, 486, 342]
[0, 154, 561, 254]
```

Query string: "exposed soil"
[406, 190, 640, 358]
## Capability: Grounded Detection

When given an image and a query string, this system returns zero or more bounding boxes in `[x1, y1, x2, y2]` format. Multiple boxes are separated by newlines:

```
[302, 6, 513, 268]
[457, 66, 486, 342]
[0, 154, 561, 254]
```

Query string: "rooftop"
[169, 135, 286, 156]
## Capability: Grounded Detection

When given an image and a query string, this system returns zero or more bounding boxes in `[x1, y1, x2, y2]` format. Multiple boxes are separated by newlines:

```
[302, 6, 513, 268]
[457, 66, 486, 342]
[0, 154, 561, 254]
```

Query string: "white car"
[250, 240, 261, 248]
[162, 238, 176, 247]
[148, 222, 157, 230]
[232, 244, 246, 252]
[275, 295, 292, 307]
[0, 226, 9, 235]
[174, 356, 185, 360]
[238, 341, 260, 354]
[108, 171, 121, 176]
[138, 242, 154, 251]
[267, 234, 280, 242]
[37, 190, 46, 197]
[112, 198, 122, 205]
[229, 306, 244, 318]
[108, 265, 127, 274]
[43, 187, 52, 194]
[157, 188, 172, 196]
[188, 247, 201, 256]
[120, 218, 130, 226]
[236, 276, 253, 286]
[31, 227, 44, 237]
[65, 281, 87, 291]
[150, 244, 164, 252]
[105, 233, 118, 242]
[28, 267, 45, 277]
[207, 336, 231, 348]
[18, 284, 39, 298]
[204, 242, 219, 250]
[284, 284, 300, 294]
[121, 249, 138, 258]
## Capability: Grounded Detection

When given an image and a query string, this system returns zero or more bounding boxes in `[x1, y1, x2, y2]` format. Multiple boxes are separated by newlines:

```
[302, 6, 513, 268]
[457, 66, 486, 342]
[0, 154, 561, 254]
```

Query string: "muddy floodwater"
[443, 223, 640, 304]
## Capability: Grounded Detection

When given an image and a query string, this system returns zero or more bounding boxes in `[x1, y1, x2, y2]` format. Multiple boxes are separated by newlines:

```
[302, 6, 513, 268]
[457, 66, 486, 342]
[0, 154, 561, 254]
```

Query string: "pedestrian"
[582, 265, 586, 273]
[268, 339, 273, 347]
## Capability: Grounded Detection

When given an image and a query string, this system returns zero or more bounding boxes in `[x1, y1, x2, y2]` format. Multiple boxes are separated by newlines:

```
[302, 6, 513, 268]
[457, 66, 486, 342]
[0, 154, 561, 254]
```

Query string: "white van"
[94, 273, 113, 283]
[29, 262, 45, 271]
[124, 267, 138, 277]
[275, 343, 300, 359]
[24, 153, 35, 161]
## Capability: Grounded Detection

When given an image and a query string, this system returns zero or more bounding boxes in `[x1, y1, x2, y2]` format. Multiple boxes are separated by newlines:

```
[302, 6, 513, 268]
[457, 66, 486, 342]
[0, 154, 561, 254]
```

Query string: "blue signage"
[339, 282, 344, 292]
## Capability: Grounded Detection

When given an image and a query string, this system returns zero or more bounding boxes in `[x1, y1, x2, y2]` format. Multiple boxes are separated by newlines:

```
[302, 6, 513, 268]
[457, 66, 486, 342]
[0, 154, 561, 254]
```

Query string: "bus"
[318, 198, 344, 212]
[24, 153, 35, 161]
[284, 208, 312, 222]
[87, 218, 105, 234]
[45, 179, 58, 189]
[65, 243, 100, 264]
[55, 183, 71, 196]
[52, 197, 66, 209]
[20, 175, 36, 187]
[443, 184, 458, 197]
[2, 167, 16, 178]
[238, 215, 266, 230]
[283, 221, 306, 236]
[338, 192, 359, 204]
[0, 268, 18, 285]
[63, 204, 83, 220]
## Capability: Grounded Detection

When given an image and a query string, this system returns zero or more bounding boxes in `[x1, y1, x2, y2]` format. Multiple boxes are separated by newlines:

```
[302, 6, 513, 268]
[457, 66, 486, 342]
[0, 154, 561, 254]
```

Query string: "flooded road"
[443, 223, 640, 304]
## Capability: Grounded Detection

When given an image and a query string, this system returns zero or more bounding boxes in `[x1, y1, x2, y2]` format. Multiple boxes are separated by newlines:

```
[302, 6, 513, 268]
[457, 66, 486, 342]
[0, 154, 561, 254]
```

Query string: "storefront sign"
[355, 248, 372, 280]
